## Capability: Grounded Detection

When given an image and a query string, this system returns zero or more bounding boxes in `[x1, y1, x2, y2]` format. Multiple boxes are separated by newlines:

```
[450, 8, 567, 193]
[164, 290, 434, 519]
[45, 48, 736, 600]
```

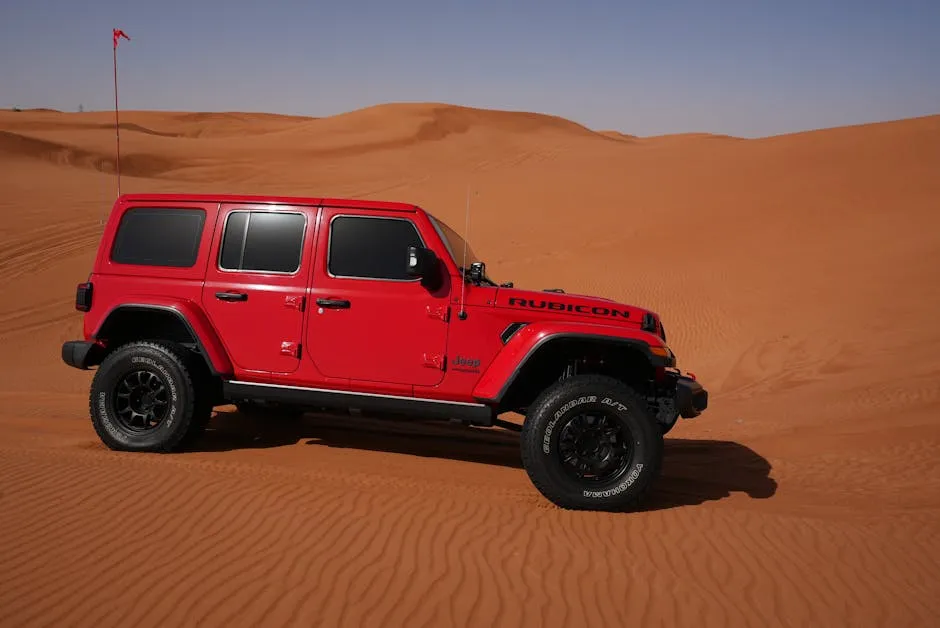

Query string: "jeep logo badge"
[451, 355, 481, 370]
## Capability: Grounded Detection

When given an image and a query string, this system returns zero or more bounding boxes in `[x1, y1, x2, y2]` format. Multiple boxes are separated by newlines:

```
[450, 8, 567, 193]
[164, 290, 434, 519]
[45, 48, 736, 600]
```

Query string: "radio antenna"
[458, 184, 471, 320]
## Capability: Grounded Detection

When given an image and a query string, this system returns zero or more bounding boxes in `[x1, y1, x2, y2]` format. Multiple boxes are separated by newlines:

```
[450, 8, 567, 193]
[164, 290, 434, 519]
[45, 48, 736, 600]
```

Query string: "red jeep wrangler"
[62, 193, 707, 511]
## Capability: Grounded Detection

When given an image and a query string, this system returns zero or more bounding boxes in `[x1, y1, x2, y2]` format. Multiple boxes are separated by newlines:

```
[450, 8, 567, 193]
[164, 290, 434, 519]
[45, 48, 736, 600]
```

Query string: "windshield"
[428, 213, 500, 285]
[428, 214, 481, 270]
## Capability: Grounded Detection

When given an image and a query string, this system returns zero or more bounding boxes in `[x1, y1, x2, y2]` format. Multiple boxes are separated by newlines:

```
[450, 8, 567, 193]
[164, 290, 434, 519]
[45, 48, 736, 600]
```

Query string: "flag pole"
[113, 38, 121, 198]
[112, 28, 129, 198]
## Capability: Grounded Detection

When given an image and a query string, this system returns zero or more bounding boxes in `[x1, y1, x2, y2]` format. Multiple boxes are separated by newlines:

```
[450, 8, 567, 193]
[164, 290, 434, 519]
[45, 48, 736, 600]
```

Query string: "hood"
[493, 286, 657, 327]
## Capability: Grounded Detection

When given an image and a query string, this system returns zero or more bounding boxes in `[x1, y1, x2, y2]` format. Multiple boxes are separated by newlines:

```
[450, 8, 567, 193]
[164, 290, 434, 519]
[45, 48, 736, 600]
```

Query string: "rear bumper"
[61, 341, 100, 370]
[676, 376, 708, 418]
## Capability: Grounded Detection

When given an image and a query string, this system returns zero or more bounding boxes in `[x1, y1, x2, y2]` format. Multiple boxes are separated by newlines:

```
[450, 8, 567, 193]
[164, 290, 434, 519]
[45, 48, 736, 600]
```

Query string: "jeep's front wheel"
[88, 341, 210, 452]
[520, 374, 663, 511]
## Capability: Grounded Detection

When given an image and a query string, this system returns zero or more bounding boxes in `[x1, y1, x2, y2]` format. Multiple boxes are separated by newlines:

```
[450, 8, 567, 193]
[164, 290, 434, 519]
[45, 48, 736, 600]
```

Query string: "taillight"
[75, 282, 93, 312]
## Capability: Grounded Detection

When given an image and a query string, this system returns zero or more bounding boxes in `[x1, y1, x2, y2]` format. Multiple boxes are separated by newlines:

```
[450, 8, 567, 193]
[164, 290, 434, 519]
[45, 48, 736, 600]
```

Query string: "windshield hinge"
[427, 304, 450, 322]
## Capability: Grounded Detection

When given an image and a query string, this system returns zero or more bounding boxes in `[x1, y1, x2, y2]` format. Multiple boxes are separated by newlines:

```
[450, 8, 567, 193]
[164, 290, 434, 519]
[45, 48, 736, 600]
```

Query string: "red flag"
[113, 28, 130, 49]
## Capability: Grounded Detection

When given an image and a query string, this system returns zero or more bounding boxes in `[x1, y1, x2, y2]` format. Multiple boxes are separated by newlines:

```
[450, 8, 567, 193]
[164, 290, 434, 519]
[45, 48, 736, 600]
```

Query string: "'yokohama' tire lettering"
[97, 391, 123, 441]
[583, 463, 644, 498]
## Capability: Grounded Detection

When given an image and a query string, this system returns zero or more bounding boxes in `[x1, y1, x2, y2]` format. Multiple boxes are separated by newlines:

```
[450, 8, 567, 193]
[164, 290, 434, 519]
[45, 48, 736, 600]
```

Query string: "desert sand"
[1, 103, 938, 627]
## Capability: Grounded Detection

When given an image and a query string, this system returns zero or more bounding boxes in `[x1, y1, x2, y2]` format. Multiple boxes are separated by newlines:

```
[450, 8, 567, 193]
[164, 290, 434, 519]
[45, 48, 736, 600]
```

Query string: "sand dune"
[0, 130, 180, 178]
[0, 104, 938, 627]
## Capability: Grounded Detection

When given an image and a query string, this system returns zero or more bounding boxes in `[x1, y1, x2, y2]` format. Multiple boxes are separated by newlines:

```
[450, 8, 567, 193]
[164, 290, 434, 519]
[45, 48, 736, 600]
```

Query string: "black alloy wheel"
[556, 411, 633, 485]
[112, 369, 171, 431]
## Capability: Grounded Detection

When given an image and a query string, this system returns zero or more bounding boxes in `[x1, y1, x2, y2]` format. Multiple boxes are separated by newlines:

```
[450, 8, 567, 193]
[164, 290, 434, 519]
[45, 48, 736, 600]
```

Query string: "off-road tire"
[89, 341, 211, 452]
[520, 374, 663, 511]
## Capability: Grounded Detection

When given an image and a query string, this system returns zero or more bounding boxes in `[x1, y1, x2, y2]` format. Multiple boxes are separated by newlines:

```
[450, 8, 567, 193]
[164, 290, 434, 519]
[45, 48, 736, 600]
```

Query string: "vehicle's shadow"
[197, 410, 777, 510]
[200, 409, 526, 469]
[646, 439, 777, 511]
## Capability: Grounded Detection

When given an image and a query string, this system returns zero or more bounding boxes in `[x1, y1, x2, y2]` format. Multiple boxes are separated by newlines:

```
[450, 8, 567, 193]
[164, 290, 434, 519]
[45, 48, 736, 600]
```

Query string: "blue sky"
[2, 0, 938, 137]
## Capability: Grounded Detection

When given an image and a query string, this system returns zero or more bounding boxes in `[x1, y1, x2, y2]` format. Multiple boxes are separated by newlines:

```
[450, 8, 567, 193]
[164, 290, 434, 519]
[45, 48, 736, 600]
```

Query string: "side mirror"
[468, 261, 485, 283]
[406, 245, 436, 278]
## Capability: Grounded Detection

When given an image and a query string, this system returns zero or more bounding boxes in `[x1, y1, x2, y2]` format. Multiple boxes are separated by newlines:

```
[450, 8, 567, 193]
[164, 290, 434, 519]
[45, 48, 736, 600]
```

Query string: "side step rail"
[222, 380, 496, 426]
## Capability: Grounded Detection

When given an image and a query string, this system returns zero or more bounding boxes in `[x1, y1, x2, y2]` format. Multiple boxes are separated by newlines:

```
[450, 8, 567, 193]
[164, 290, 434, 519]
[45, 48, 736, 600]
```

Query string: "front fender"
[93, 297, 234, 376]
[472, 321, 673, 403]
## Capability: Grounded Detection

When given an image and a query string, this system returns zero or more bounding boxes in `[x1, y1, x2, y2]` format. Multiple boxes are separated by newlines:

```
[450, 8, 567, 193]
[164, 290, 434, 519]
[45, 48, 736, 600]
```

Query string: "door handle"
[316, 298, 350, 309]
[216, 291, 248, 302]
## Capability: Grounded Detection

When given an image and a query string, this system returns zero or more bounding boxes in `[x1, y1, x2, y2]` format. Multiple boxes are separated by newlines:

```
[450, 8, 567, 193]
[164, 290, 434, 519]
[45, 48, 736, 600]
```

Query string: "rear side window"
[110, 207, 206, 267]
[328, 215, 423, 280]
[219, 210, 306, 273]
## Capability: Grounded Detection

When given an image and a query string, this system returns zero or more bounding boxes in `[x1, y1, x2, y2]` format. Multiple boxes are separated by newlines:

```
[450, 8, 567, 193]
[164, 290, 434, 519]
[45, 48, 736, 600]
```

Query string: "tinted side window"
[110, 207, 206, 267]
[219, 212, 248, 270]
[219, 211, 306, 273]
[328, 215, 422, 280]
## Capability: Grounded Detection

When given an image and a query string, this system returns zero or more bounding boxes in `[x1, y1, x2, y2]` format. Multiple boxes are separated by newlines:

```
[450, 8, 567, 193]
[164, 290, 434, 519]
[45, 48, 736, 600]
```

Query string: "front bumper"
[676, 375, 708, 418]
[61, 340, 101, 370]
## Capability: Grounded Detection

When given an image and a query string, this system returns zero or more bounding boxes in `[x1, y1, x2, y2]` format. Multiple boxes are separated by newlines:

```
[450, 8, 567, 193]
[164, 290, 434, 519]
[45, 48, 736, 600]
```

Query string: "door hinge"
[280, 341, 301, 358]
[423, 353, 444, 370]
[285, 295, 305, 311]
[427, 304, 450, 322]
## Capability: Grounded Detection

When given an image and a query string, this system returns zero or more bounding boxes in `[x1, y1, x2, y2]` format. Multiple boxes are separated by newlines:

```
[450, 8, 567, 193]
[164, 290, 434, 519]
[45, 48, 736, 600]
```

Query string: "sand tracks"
[0, 131, 181, 178]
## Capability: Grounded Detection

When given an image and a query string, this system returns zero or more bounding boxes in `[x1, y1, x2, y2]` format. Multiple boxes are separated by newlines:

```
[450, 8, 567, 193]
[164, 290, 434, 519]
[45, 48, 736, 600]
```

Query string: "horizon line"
[4, 100, 939, 141]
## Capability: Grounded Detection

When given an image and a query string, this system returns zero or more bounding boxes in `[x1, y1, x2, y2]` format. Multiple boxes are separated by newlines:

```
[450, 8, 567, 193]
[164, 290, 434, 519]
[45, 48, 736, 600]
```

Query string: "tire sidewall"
[526, 381, 661, 508]
[91, 346, 193, 450]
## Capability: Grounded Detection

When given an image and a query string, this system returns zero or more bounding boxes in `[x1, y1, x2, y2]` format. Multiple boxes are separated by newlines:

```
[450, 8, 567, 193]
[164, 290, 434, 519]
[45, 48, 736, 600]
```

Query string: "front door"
[306, 208, 449, 387]
[201, 203, 314, 375]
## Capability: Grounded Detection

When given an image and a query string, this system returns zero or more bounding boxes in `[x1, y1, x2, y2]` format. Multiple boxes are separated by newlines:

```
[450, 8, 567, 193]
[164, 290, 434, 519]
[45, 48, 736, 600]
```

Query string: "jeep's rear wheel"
[520, 374, 663, 511]
[89, 341, 211, 452]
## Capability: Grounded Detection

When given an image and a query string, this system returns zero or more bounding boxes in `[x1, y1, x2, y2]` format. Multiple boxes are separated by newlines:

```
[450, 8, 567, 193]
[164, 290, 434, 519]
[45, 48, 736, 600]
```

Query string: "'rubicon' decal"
[508, 297, 630, 318]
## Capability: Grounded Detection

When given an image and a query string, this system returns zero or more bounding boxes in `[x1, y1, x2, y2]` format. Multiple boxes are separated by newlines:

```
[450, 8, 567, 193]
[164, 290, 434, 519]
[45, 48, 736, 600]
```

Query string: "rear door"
[201, 203, 315, 375]
[305, 208, 450, 387]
